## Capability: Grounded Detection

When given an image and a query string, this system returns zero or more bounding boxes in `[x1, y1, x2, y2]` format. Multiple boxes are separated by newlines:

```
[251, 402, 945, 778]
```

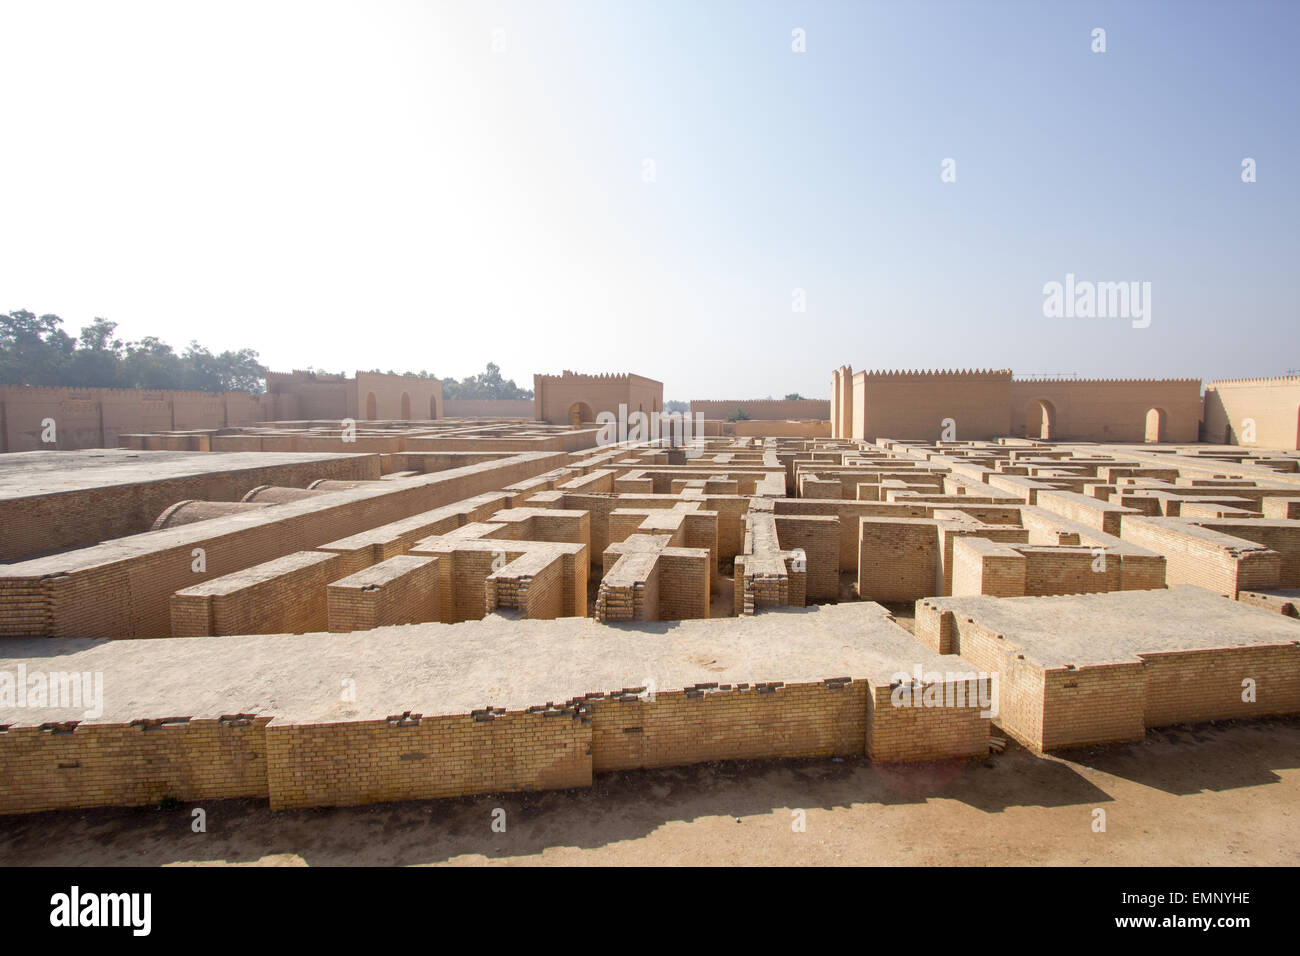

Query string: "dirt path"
[1, 717, 1295, 867]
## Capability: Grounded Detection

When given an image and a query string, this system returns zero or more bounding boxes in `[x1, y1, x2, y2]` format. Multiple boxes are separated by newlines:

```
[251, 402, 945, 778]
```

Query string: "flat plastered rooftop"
[925, 585, 1300, 668]
[0, 602, 954, 726]
[0, 448, 373, 499]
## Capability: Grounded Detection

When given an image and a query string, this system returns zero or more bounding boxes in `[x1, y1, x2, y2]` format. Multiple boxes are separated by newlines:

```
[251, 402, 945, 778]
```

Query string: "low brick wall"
[172, 551, 346, 636]
[327, 555, 440, 632]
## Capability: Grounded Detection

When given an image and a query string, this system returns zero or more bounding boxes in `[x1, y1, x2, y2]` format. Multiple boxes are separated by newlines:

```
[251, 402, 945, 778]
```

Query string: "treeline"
[363, 362, 532, 399]
[1, 311, 267, 394]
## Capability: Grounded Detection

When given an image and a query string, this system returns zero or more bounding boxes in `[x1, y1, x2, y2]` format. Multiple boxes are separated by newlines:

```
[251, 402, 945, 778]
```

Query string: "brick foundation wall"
[590, 681, 867, 771]
[264, 711, 593, 809]
[0, 717, 271, 814]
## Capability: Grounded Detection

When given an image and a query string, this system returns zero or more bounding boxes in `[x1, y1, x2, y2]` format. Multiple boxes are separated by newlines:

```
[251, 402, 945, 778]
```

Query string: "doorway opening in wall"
[430, 396, 439, 419]
[400, 392, 411, 420]
[1144, 407, 1166, 443]
[1026, 399, 1056, 440]
[365, 392, 377, 421]
[569, 402, 594, 429]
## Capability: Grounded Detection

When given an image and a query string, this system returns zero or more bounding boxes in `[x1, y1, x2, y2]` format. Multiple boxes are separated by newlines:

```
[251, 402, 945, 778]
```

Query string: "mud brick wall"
[558, 469, 615, 493]
[913, 606, 1055, 750]
[172, 551, 345, 636]
[0, 384, 274, 453]
[0, 453, 380, 564]
[775, 499, 931, 571]
[440, 398, 535, 418]
[690, 399, 830, 421]
[264, 711, 593, 809]
[590, 681, 867, 772]
[655, 551, 710, 620]
[595, 552, 659, 622]
[774, 514, 840, 601]
[327, 555, 439, 632]
[1262, 498, 1300, 519]
[437, 549, 512, 623]
[1035, 489, 1136, 535]
[853, 370, 1013, 442]
[800, 475, 842, 498]
[1039, 663, 1147, 750]
[0, 453, 563, 638]
[865, 681, 990, 762]
[913, 600, 957, 653]
[1118, 552, 1168, 590]
[732, 555, 750, 613]
[859, 518, 939, 601]
[0, 718, 270, 814]
[1141, 645, 1300, 727]
[951, 538, 1027, 597]
[1202, 519, 1300, 586]
[1023, 547, 1122, 595]
[682, 512, 720, 591]
[486, 551, 565, 619]
[1238, 589, 1300, 617]
[1121, 517, 1280, 597]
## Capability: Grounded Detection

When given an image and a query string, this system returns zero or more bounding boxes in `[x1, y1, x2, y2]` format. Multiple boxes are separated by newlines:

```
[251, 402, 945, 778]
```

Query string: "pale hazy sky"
[1, 0, 1296, 400]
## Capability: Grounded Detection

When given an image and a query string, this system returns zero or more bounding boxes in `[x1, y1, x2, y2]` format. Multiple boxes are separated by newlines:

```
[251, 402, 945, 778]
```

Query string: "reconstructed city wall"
[852, 370, 1014, 442]
[533, 371, 663, 425]
[1203, 376, 1300, 449]
[828, 369, 1203, 443]
[690, 399, 830, 421]
[442, 399, 534, 418]
[1009, 378, 1201, 443]
[0, 384, 273, 452]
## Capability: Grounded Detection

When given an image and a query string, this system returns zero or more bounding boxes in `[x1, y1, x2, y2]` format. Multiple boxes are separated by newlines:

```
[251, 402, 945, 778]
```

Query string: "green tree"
[0, 310, 75, 385]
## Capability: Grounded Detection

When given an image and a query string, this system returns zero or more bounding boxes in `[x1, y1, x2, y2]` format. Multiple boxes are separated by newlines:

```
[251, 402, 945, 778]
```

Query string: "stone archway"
[1144, 407, 1166, 443]
[1025, 398, 1056, 440]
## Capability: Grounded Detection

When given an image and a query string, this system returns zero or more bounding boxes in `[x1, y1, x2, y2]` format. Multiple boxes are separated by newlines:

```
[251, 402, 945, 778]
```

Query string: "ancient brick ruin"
[0, 366, 1297, 815]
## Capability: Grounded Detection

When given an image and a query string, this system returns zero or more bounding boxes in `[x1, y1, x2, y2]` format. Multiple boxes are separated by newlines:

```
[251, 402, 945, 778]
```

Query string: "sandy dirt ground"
[0, 715, 1295, 867]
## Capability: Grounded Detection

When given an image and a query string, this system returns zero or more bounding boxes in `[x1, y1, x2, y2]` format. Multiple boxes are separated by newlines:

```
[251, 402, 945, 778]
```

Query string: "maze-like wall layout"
[1, 414, 1298, 814]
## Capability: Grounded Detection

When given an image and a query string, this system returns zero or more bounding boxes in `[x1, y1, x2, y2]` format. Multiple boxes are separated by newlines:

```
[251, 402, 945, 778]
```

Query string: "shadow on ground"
[2, 716, 1294, 865]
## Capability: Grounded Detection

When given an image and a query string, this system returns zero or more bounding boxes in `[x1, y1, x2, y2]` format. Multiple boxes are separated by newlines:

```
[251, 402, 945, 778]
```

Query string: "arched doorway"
[568, 402, 594, 429]
[1025, 399, 1056, 440]
[400, 392, 411, 420]
[1144, 407, 1166, 443]
[429, 395, 439, 419]
[365, 392, 377, 421]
